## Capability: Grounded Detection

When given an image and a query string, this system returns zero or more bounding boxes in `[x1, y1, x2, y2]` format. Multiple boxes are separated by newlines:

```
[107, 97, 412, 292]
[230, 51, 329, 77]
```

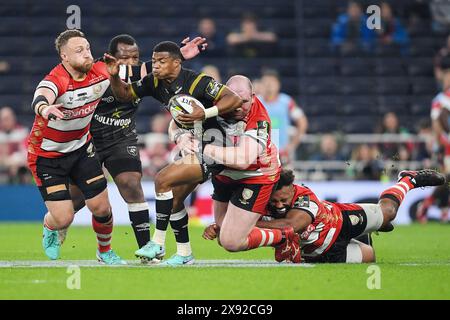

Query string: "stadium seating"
[0, 0, 441, 136]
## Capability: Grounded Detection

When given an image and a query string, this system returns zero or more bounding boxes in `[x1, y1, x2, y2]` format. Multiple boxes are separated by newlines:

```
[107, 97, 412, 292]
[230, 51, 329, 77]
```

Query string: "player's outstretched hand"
[180, 36, 208, 60]
[41, 104, 64, 121]
[202, 223, 219, 240]
[177, 101, 206, 124]
[103, 53, 120, 76]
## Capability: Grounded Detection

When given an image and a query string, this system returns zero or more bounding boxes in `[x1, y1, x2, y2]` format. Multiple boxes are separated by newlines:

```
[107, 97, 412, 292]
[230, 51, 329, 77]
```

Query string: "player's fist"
[177, 101, 206, 124]
[202, 223, 220, 240]
[41, 104, 64, 120]
[103, 53, 120, 76]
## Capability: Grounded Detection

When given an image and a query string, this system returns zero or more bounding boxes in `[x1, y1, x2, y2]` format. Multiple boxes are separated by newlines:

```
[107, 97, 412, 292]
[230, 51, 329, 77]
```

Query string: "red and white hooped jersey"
[27, 62, 110, 158]
[431, 89, 450, 120]
[287, 184, 345, 258]
[215, 97, 281, 185]
[431, 90, 450, 155]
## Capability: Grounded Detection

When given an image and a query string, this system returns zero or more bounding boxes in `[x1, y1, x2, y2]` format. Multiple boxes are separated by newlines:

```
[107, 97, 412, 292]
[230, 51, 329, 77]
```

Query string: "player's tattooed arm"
[103, 53, 135, 102]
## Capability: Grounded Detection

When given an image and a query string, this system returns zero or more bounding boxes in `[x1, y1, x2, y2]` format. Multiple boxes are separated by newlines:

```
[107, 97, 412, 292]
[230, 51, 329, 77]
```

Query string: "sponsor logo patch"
[205, 80, 222, 99]
[127, 146, 138, 157]
[349, 215, 361, 226]
[239, 188, 254, 205]
[294, 195, 310, 208]
[86, 143, 95, 158]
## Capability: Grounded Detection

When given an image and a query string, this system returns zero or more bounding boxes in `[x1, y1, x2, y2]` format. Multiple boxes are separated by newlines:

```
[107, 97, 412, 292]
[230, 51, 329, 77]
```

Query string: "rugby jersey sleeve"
[243, 119, 270, 150]
[35, 74, 62, 101]
[190, 73, 225, 104]
[291, 188, 320, 222]
[130, 73, 157, 99]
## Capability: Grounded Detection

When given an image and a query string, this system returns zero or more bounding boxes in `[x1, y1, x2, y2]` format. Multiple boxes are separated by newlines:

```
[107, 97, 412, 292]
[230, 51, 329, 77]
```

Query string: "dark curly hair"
[276, 169, 295, 190]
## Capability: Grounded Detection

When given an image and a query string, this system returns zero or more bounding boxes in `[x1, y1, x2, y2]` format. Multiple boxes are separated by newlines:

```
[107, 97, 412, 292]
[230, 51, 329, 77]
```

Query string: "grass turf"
[0, 222, 449, 299]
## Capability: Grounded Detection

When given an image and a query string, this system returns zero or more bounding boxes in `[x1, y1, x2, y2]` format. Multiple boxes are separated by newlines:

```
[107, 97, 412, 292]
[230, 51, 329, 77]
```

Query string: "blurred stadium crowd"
[1, 0, 449, 183]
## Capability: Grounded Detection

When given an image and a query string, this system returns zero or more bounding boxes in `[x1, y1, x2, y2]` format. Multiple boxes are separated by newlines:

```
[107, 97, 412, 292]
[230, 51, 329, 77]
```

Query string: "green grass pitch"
[0, 222, 449, 299]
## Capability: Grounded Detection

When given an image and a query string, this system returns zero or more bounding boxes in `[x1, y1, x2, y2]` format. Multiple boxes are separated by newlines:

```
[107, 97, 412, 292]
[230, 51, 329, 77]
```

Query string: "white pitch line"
[399, 262, 450, 267]
[0, 260, 315, 268]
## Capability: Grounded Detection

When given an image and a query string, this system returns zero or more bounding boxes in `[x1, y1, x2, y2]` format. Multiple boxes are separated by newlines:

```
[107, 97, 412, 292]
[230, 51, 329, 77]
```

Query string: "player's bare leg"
[378, 170, 445, 230]
[114, 171, 151, 249]
[219, 203, 292, 254]
[56, 184, 86, 245]
[44, 201, 75, 230]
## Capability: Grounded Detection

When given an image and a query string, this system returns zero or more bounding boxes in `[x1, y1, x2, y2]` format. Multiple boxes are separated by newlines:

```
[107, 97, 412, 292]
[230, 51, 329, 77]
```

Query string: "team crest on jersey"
[127, 146, 138, 157]
[206, 80, 222, 99]
[239, 188, 254, 205]
[349, 214, 363, 226]
[86, 143, 95, 158]
[294, 195, 310, 208]
[94, 84, 103, 95]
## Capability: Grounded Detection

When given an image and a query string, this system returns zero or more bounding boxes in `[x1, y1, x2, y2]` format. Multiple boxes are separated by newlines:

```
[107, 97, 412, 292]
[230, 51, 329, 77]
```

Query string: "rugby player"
[136, 75, 299, 265]
[59, 34, 207, 251]
[416, 69, 450, 223]
[192, 76, 300, 261]
[28, 30, 125, 264]
[204, 168, 446, 263]
[104, 41, 243, 265]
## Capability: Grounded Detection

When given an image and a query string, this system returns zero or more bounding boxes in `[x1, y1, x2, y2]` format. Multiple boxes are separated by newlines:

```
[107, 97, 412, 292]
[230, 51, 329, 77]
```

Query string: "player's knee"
[379, 201, 397, 221]
[154, 171, 172, 191]
[361, 245, 376, 263]
[219, 235, 244, 252]
[51, 212, 74, 229]
[117, 179, 144, 203]
[87, 193, 111, 216]
[173, 199, 185, 213]
[382, 206, 397, 225]
[90, 201, 111, 217]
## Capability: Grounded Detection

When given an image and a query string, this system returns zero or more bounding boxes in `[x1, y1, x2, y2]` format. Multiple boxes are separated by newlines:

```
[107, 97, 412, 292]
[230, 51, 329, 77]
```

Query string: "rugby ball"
[168, 94, 205, 129]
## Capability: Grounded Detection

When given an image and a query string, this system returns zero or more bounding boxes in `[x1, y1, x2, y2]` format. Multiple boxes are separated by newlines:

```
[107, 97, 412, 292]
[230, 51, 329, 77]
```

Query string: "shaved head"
[225, 75, 254, 121]
[226, 75, 253, 97]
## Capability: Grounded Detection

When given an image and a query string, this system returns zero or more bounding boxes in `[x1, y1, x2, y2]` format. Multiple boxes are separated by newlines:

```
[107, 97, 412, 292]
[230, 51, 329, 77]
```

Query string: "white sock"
[177, 242, 192, 256]
[153, 229, 166, 246]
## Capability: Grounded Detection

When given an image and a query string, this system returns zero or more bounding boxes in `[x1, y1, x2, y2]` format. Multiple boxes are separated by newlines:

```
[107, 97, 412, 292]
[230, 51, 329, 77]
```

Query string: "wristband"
[37, 103, 49, 116]
[32, 95, 49, 115]
[204, 106, 219, 119]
